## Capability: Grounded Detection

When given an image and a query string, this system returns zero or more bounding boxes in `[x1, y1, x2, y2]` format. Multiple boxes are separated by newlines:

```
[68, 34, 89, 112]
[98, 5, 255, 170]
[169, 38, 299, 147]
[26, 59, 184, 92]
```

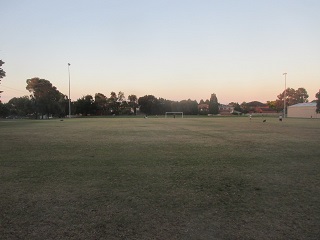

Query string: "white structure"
[287, 102, 319, 118]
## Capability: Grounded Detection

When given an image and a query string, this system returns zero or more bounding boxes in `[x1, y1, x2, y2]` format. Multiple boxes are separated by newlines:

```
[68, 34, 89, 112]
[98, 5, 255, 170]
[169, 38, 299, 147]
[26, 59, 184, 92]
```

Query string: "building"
[198, 103, 234, 115]
[198, 103, 209, 114]
[287, 102, 319, 118]
[219, 104, 234, 115]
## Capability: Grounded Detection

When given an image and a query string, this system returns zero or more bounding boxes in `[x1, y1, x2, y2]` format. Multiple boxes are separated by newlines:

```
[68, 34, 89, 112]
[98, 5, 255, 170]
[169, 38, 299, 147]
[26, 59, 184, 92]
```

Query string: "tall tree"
[74, 95, 96, 116]
[209, 93, 219, 114]
[117, 91, 128, 114]
[117, 91, 125, 102]
[277, 87, 309, 112]
[158, 98, 172, 114]
[316, 90, 320, 113]
[0, 102, 9, 117]
[7, 96, 33, 116]
[107, 91, 119, 114]
[95, 93, 107, 115]
[0, 60, 5, 79]
[0, 60, 6, 100]
[58, 94, 69, 117]
[110, 91, 117, 99]
[295, 87, 309, 103]
[138, 95, 159, 115]
[229, 102, 242, 113]
[128, 94, 138, 115]
[267, 100, 282, 112]
[26, 77, 65, 118]
[179, 99, 198, 115]
[240, 102, 248, 113]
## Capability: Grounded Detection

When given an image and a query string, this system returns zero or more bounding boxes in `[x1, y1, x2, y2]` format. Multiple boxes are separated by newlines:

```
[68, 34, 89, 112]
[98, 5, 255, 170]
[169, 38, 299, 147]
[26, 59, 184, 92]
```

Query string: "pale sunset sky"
[1, 0, 319, 104]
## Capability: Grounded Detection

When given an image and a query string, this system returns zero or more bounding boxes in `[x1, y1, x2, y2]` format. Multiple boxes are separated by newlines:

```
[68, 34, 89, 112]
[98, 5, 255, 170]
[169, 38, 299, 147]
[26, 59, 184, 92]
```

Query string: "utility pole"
[283, 73, 287, 118]
[68, 63, 71, 118]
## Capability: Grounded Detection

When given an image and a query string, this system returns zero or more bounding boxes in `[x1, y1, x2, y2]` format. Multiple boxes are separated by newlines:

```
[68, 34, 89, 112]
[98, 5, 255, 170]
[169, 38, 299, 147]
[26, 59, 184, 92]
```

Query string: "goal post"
[165, 112, 184, 118]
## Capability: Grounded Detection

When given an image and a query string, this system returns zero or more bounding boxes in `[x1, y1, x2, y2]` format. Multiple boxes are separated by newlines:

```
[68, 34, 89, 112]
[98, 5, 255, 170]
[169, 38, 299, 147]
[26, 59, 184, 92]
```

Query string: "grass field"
[1, 116, 320, 239]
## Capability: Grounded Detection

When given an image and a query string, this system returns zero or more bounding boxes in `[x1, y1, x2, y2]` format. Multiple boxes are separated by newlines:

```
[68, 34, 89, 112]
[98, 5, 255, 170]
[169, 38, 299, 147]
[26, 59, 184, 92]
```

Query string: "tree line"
[0, 73, 320, 118]
[0, 77, 201, 118]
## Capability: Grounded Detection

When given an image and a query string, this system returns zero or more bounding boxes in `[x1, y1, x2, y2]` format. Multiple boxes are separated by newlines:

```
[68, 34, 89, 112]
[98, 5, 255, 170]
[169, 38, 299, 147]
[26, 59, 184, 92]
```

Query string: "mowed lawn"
[1, 116, 319, 239]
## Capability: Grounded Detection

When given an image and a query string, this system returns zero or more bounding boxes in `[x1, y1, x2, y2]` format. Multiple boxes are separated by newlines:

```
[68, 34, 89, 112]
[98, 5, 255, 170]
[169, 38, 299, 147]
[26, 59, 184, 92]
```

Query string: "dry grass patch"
[1, 117, 320, 239]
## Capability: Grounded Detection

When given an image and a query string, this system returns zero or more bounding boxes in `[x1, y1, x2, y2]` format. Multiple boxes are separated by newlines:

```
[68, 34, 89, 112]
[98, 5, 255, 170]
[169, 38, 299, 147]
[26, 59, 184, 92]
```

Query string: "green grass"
[1, 117, 320, 239]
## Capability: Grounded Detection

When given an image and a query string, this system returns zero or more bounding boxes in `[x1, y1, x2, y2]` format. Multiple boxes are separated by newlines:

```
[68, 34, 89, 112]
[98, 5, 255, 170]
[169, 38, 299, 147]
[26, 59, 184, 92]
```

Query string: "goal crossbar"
[165, 112, 184, 118]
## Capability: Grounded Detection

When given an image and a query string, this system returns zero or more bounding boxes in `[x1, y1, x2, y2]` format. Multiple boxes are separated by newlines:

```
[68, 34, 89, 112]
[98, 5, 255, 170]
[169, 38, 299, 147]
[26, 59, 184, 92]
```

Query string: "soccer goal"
[165, 112, 184, 118]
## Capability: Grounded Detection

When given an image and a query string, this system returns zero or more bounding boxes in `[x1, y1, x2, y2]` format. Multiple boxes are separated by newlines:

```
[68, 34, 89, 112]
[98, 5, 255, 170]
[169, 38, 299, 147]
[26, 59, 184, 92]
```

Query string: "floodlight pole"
[283, 73, 287, 118]
[68, 63, 71, 118]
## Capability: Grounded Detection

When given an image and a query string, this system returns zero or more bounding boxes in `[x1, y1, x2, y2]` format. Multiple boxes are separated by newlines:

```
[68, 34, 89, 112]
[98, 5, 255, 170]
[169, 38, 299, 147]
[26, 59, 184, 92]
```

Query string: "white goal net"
[165, 112, 184, 118]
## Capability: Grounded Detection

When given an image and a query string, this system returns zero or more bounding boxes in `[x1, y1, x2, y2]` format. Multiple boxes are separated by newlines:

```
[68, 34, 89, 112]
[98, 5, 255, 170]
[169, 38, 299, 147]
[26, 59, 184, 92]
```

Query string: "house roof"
[198, 103, 209, 107]
[289, 102, 317, 108]
[246, 101, 266, 107]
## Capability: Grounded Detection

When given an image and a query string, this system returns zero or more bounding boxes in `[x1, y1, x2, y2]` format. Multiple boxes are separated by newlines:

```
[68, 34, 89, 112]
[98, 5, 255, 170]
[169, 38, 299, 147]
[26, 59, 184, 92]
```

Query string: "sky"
[1, 0, 320, 104]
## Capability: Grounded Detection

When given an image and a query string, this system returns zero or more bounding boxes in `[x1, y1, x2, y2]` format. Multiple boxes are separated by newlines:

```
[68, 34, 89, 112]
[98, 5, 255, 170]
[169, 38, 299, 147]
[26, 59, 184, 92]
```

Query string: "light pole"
[283, 73, 287, 118]
[68, 63, 71, 118]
